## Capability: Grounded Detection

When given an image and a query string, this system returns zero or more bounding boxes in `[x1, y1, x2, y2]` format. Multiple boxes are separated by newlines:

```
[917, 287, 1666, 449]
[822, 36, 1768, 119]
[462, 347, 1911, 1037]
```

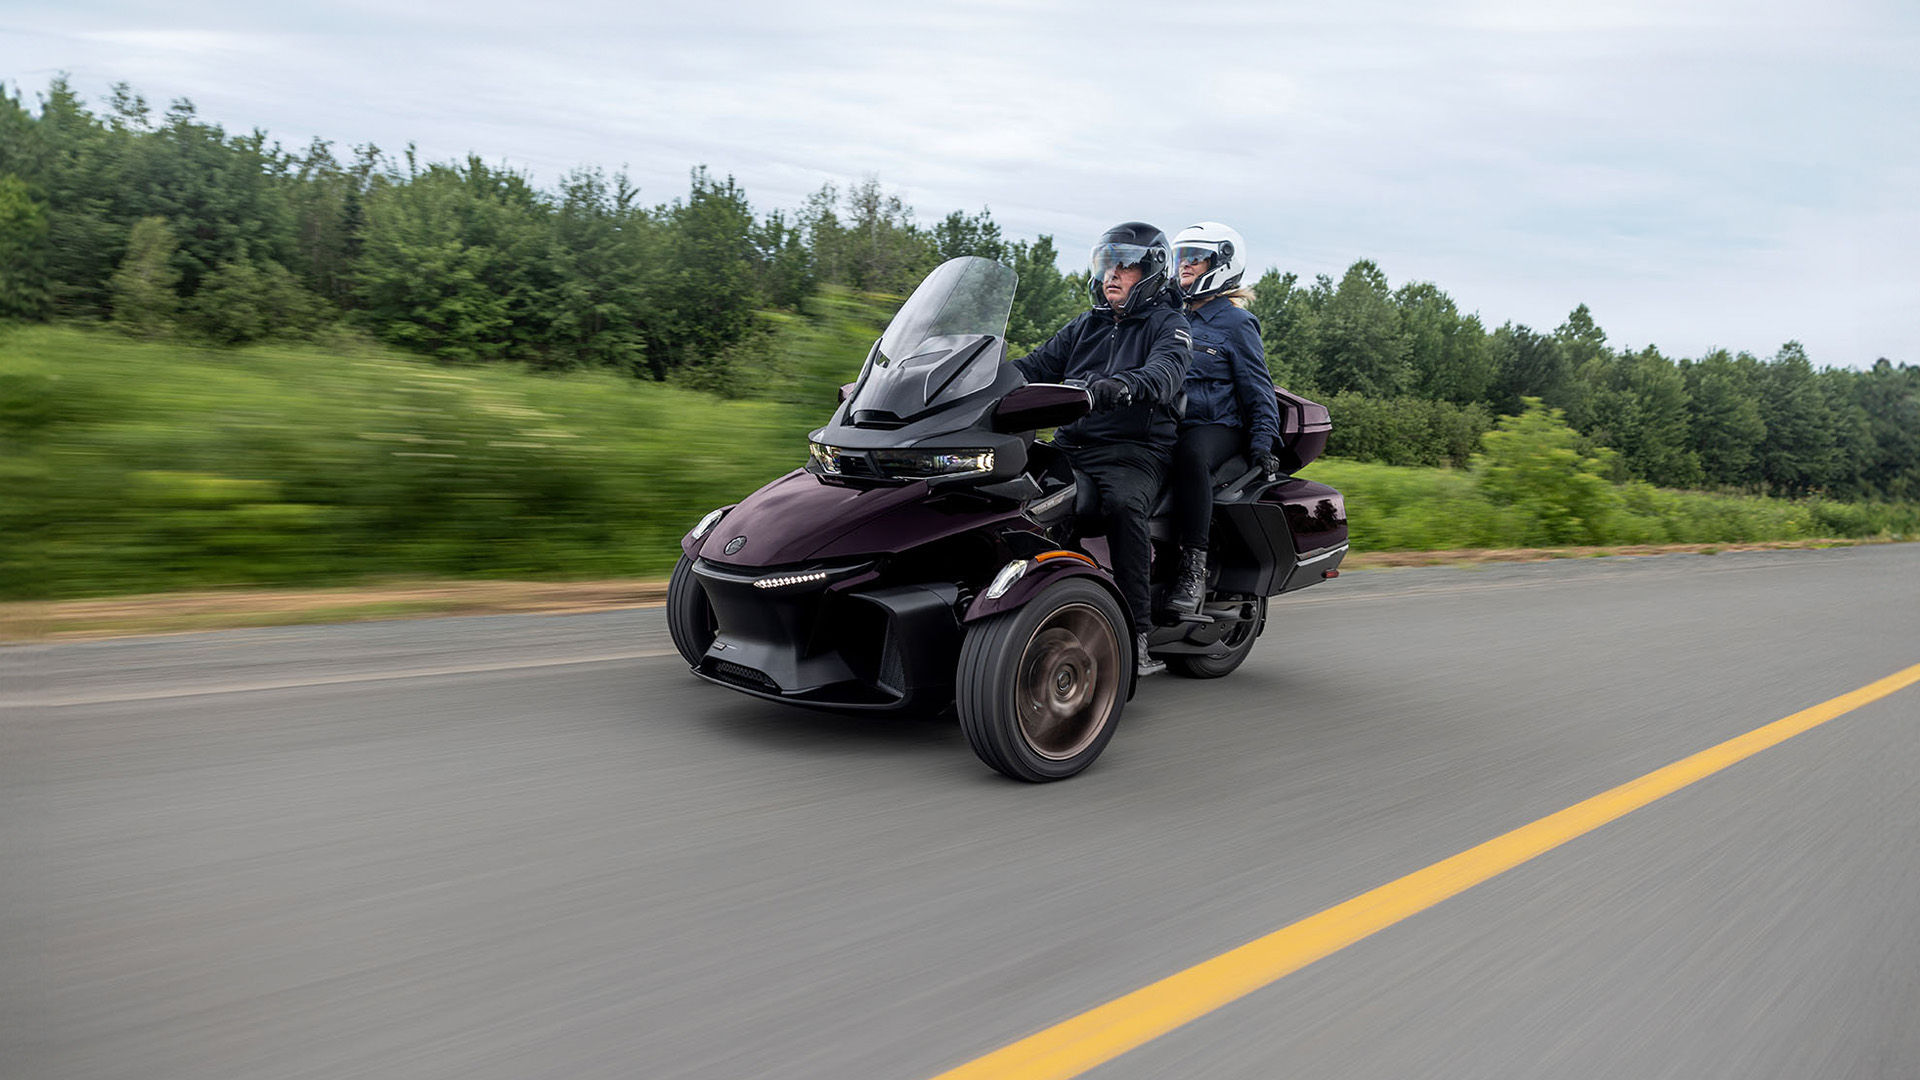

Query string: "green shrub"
[186, 259, 328, 344]
[1473, 399, 1620, 544]
[1324, 392, 1491, 468]
[108, 217, 180, 337]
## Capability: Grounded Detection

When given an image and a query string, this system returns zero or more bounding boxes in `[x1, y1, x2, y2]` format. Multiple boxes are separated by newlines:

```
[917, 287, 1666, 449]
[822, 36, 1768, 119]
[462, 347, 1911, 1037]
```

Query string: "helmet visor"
[1089, 241, 1157, 281]
[1174, 243, 1219, 269]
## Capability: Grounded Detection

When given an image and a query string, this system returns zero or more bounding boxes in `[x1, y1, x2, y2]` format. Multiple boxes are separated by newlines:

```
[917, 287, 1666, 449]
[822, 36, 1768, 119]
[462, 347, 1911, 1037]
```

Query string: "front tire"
[666, 554, 716, 667]
[1167, 596, 1266, 679]
[957, 578, 1130, 782]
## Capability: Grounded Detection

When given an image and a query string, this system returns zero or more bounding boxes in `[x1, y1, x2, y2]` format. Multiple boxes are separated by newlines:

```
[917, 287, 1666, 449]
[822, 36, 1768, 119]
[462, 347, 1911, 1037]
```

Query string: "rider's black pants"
[1063, 441, 1167, 629]
[1171, 423, 1243, 549]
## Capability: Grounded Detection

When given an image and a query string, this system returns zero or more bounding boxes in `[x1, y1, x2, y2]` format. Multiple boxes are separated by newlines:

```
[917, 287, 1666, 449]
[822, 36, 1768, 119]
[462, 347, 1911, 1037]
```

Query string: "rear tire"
[666, 554, 716, 667]
[957, 578, 1130, 782]
[1167, 596, 1266, 679]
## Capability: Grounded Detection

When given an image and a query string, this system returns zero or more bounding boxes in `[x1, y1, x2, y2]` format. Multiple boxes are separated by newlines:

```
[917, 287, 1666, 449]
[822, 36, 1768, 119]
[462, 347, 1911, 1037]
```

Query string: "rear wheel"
[666, 554, 716, 667]
[957, 578, 1129, 782]
[1167, 596, 1266, 679]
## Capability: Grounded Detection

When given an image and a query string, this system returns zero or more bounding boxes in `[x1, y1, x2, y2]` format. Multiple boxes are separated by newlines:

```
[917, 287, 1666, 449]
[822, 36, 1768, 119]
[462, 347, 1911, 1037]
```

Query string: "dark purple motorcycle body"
[672, 257, 1346, 717]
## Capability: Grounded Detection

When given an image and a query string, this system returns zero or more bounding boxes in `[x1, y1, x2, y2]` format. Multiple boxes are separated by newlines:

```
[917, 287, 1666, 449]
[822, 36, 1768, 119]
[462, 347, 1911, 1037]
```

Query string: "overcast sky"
[7, 0, 1916, 367]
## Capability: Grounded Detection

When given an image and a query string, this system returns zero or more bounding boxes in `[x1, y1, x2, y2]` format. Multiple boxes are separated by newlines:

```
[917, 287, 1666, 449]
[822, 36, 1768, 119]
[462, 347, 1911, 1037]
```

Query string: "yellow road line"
[930, 660, 1920, 1080]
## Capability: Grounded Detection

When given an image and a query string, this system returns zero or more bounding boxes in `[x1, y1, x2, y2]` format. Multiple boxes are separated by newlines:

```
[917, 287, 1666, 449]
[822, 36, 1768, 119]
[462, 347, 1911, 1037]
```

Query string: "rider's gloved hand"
[1251, 446, 1283, 480]
[1087, 377, 1133, 412]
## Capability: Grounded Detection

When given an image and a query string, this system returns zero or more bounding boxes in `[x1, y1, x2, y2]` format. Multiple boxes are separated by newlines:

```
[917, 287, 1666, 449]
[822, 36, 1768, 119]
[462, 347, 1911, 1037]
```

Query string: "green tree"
[1489, 322, 1572, 417]
[651, 167, 761, 379]
[542, 167, 655, 372]
[1474, 398, 1620, 545]
[750, 208, 812, 310]
[1246, 269, 1322, 390]
[1852, 359, 1920, 499]
[1819, 366, 1875, 498]
[1006, 234, 1078, 355]
[933, 207, 1006, 263]
[186, 256, 323, 343]
[1396, 280, 1496, 405]
[836, 175, 936, 294]
[1552, 304, 1611, 429]
[354, 163, 514, 362]
[1325, 392, 1491, 467]
[1579, 345, 1699, 487]
[797, 181, 847, 287]
[120, 99, 297, 296]
[1682, 349, 1767, 488]
[1755, 341, 1837, 494]
[26, 77, 130, 318]
[1314, 260, 1408, 396]
[0, 173, 50, 317]
[108, 215, 180, 336]
[287, 137, 371, 308]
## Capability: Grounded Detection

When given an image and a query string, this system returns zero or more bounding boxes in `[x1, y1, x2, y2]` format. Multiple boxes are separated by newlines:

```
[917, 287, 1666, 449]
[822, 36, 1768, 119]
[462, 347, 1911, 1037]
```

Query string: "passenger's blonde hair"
[1190, 285, 1257, 310]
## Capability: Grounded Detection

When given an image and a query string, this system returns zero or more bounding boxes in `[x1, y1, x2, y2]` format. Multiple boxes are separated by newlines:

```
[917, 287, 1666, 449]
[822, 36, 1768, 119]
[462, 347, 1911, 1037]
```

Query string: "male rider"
[1013, 222, 1192, 677]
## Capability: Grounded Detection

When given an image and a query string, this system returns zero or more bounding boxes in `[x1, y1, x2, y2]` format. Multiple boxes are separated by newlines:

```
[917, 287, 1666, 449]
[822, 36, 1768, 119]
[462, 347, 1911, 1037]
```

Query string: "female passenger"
[1164, 222, 1281, 620]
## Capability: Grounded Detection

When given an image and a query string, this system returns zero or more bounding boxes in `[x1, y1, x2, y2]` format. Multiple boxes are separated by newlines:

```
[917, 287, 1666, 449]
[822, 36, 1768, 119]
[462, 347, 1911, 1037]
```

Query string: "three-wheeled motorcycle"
[668, 256, 1346, 781]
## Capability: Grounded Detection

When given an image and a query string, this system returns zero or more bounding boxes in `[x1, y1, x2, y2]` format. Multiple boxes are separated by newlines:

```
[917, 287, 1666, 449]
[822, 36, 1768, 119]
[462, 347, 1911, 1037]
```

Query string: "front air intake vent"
[713, 661, 778, 691]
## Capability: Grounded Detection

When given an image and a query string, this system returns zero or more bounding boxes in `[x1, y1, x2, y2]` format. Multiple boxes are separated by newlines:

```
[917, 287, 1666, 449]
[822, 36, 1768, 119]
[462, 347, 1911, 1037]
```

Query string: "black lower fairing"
[690, 559, 965, 711]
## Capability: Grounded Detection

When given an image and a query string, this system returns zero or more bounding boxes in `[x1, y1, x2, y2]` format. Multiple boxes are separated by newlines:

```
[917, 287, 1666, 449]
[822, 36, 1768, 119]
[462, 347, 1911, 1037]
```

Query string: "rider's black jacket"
[1012, 292, 1192, 452]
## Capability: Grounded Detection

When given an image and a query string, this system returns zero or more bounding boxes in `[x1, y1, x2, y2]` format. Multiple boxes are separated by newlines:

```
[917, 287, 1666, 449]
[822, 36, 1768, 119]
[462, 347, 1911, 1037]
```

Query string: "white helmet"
[1171, 221, 1247, 300]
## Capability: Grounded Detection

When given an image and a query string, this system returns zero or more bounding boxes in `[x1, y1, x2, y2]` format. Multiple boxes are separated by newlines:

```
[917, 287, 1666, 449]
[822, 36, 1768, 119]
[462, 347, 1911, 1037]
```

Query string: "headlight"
[872, 448, 995, 479]
[808, 441, 846, 475]
[807, 443, 995, 481]
[691, 507, 727, 540]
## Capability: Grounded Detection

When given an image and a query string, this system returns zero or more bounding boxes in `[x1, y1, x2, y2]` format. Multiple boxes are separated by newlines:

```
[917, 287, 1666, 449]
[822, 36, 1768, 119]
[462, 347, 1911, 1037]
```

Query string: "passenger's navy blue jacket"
[1013, 293, 1191, 452]
[1181, 297, 1279, 451]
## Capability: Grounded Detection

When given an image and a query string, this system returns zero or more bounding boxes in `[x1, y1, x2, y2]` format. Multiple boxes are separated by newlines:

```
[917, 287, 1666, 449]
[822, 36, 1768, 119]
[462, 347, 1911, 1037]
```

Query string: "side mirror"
[838, 381, 859, 404]
[993, 382, 1092, 433]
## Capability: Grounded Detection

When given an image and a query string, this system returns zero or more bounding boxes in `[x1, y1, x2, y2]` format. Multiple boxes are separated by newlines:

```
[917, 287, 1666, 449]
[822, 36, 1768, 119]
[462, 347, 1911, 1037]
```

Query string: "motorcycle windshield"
[847, 256, 1017, 423]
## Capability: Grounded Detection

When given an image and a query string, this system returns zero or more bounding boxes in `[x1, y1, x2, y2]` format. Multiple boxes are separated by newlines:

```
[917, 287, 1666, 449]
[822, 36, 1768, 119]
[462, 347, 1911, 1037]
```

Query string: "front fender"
[963, 555, 1138, 700]
[963, 556, 1129, 632]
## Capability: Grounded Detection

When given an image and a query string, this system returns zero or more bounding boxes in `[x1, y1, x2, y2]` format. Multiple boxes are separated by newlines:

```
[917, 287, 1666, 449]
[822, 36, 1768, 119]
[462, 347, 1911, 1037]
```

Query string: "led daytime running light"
[753, 570, 830, 590]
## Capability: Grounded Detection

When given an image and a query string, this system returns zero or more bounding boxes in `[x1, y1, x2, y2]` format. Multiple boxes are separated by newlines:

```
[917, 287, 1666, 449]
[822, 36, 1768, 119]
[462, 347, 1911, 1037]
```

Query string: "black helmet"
[1087, 221, 1172, 315]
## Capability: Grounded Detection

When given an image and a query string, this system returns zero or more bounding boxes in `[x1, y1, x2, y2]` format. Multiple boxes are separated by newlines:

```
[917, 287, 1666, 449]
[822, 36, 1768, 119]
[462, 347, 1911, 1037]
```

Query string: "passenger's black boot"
[1135, 632, 1165, 677]
[1163, 545, 1210, 622]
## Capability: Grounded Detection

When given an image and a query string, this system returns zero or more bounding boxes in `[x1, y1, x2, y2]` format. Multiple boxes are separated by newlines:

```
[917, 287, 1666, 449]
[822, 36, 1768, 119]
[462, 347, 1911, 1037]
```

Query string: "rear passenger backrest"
[1273, 387, 1332, 470]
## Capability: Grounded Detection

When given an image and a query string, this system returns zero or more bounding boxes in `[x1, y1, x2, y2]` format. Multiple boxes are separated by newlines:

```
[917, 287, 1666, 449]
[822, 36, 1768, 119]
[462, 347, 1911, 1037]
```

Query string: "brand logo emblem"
[723, 536, 747, 555]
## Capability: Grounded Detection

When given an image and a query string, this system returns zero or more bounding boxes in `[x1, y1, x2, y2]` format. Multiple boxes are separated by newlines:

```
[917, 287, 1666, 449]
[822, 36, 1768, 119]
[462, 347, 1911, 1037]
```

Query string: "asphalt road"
[4, 545, 1917, 1080]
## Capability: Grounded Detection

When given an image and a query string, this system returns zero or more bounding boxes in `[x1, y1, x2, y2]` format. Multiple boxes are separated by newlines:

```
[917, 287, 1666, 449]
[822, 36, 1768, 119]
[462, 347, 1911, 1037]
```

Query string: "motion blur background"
[2, 0, 1916, 605]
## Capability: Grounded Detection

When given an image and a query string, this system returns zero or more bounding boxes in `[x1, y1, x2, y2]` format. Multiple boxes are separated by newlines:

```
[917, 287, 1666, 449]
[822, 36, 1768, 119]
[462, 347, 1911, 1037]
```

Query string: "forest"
[3, 76, 1917, 503]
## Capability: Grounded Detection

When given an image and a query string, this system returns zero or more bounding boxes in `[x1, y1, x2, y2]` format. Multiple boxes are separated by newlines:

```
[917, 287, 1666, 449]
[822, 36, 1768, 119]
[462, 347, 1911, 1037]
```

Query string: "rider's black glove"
[1251, 446, 1283, 480]
[1088, 377, 1132, 412]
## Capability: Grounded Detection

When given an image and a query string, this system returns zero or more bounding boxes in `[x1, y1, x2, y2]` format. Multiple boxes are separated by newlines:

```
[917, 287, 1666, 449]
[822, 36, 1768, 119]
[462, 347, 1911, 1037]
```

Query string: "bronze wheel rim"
[1015, 602, 1120, 760]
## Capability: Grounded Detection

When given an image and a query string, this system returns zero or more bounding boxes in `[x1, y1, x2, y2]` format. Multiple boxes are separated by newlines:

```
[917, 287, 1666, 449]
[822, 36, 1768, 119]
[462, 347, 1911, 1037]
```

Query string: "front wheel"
[666, 554, 716, 667]
[956, 578, 1130, 782]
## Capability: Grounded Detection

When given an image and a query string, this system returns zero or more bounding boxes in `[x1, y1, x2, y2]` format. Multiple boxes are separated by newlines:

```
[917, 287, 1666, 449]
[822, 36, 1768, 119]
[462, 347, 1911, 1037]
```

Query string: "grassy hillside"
[3, 310, 1912, 601]
[1, 323, 854, 598]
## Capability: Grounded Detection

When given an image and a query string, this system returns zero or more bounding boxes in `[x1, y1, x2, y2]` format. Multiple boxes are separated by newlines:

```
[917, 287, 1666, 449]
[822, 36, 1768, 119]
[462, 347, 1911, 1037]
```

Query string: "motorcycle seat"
[1148, 454, 1266, 518]
[1071, 455, 1268, 540]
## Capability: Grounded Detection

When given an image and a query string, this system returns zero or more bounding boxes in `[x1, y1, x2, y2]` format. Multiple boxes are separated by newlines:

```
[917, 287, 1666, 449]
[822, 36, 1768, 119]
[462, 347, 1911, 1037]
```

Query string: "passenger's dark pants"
[1171, 423, 1243, 549]
[1063, 441, 1168, 628]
